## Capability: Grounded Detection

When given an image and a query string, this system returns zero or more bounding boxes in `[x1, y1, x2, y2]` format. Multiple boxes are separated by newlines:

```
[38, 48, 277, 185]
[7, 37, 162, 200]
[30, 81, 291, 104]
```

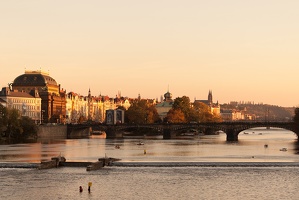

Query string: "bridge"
[68, 122, 298, 141]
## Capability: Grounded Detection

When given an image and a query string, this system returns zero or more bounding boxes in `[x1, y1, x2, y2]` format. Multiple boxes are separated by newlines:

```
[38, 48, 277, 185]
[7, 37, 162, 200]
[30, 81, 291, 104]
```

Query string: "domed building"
[12, 70, 66, 123]
[164, 91, 172, 102]
[155, 90, 174, 120]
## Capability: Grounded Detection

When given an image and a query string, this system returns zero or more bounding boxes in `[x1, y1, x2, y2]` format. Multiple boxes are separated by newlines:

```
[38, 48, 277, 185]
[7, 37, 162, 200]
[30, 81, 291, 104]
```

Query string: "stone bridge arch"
[220, 122, 298, 141]
[73, 122, 298, 141]
[91, 124, 164, 139]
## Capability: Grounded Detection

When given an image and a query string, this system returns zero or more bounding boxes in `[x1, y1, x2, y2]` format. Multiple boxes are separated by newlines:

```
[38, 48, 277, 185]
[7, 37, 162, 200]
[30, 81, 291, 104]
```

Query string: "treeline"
[221, 103, 295, 121]
[122, 96, 222, 124]
[0, 104, 38, 143]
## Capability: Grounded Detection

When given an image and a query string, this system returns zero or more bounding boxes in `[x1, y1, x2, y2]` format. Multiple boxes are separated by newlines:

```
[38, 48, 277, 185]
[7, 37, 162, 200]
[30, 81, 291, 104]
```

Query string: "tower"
[208, 90, 213, 104]
[88, 88, 92, 121]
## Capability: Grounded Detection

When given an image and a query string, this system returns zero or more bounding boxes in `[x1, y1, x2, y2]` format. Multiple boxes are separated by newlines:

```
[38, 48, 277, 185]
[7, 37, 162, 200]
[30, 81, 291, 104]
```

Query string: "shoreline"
[111, 161, 299, 167]
[1, 161, 299, 168]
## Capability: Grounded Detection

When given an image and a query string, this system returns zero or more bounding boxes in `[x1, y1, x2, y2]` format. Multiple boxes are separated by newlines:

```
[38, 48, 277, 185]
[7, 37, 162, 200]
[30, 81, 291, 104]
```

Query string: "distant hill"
[221, 103, 295, 122]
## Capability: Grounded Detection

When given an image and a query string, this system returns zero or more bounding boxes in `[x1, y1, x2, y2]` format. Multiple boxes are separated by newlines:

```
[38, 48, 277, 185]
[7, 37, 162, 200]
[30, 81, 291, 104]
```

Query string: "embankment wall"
[37, 125, 67, 139]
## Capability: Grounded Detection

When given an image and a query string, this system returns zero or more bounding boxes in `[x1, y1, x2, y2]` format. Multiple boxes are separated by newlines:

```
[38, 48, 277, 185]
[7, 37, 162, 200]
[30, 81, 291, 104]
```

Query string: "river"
[1, 127, 299, 199]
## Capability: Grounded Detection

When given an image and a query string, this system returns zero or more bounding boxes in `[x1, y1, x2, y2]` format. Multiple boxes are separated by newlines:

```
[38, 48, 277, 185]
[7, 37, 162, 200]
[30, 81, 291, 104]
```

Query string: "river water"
[1, 128, 299, 199]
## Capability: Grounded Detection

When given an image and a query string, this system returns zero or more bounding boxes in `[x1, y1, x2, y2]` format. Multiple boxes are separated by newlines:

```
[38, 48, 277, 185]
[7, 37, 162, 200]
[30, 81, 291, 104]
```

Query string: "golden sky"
[1, 1, 298, 107]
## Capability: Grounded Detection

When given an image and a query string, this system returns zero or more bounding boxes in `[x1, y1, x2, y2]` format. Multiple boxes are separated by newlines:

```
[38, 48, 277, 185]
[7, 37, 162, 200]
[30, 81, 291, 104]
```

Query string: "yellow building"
[0, 87, 42, 123]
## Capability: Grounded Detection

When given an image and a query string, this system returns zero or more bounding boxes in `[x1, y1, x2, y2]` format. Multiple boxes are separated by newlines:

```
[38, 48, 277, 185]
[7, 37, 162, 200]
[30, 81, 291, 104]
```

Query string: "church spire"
[88, 88, 92, 121]
[208, 90, 213, 104]
[88, 88, 91, 98]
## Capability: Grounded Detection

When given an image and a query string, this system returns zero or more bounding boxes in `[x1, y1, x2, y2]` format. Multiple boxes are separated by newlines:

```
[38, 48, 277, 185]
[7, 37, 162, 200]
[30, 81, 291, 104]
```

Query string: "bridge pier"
[226, 129, 239, 141]
[67, 125, 90, 139]
[105, 126, 123, 139]
[163, 128, 176, 139]
[163, 128, 171, 139]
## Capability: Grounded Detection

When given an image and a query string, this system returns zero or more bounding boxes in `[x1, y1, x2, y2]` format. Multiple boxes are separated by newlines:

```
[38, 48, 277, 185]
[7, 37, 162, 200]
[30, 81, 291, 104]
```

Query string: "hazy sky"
[1, 1, 298, 107]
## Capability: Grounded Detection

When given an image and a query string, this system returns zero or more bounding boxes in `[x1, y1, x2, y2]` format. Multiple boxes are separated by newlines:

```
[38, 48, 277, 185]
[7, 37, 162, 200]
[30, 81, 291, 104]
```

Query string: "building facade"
[0, 87, 42, 123]
[194, 90, 221, 116]
[65, 89, 131, 123]
[155, 90, 174, 120]
[11, 70, 66, 123]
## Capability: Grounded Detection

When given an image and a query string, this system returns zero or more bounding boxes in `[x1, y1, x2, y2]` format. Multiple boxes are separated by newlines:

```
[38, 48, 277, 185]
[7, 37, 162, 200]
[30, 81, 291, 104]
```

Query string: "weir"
[38, 156, 121, 171]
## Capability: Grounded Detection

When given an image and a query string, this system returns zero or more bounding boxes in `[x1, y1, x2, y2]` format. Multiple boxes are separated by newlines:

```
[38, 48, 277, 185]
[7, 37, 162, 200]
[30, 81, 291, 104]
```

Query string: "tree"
[193, 102, 222, 122]
[294, 107, 299, 123]
[0, 104, 8, 135]
[20, 116, 38, 139]
[294, 107, 299, 134]
[6, 108, 22, 139]
[166, 108, 186, 123]
[172, 96, 192, 121]
[167, 96, 223, 123]
[126, 101, 147, 124]
[125, 99, 161, 124]
[146, 105, 161, 123]
[0, 105, 38, 142]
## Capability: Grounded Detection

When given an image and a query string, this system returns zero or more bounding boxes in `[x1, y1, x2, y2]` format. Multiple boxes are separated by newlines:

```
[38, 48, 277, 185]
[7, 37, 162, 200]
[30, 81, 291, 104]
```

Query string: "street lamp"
[41, 110, 45, 124]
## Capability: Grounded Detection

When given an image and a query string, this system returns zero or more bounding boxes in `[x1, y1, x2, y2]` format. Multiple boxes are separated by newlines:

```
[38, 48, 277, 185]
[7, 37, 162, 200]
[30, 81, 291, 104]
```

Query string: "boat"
[137, 141, 144, 145]
[280, 148, 287, 151]
[215, 130, 224, 135]
[91, 130, 105, 135]
[180, 132, 195, 136]
[179, 129, 199, 136]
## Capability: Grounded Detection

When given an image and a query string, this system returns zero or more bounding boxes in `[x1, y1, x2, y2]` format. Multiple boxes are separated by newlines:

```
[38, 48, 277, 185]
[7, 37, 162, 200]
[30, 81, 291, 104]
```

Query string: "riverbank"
[2, 161, 299, 169]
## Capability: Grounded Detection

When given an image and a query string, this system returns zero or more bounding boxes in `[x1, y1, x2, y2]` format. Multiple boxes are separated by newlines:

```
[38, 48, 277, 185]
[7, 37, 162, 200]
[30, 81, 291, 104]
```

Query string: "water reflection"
[0, 128, 298, 163]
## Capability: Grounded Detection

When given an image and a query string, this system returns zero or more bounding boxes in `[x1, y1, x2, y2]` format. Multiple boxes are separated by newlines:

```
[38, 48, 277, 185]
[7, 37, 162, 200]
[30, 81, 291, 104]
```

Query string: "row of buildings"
[0, 70, 251, 124]
[0, 70, 131, 124]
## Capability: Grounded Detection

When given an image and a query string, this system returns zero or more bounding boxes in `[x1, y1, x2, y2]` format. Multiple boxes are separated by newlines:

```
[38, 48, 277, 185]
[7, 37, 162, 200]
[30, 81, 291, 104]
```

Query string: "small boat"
[91, 130, 105, 135]
[180, 132, 195, 136]
[280, 148, 287, 151]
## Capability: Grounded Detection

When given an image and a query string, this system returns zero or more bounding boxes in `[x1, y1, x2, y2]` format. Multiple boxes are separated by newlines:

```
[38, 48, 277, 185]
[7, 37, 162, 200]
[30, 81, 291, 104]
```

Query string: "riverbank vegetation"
[123, 99, 161, 124]
[0, 104, 38, 143]
[165, 96, 222, 123]
[123, 96, 222, 124]
[221, 103, 294, 121]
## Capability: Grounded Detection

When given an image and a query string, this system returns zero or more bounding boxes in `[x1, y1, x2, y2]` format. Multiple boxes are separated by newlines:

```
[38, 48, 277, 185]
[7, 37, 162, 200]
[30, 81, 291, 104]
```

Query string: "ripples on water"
[1, 166, 299, 200]
[1, 128, 299, 199]
[0, 128, 298, 163]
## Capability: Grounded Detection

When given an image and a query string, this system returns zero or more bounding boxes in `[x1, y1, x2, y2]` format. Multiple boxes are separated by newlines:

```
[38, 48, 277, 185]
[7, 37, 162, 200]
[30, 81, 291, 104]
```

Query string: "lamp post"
[41, 110, 45, 124]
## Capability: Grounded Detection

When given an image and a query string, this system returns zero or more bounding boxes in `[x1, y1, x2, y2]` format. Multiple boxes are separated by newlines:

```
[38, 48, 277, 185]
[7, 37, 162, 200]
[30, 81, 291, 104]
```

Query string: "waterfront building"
[221, 102, 257, 121]
[65, 92, 88, 123]
[0, 87, 42, 123]
[65, 89, 130, 123]
[194, 90, 221, 116]
[221, 109, 245, 121]
[155, 90, 174, 120]
[114, 94, 131, 110]
[11, 70, 66, 123]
